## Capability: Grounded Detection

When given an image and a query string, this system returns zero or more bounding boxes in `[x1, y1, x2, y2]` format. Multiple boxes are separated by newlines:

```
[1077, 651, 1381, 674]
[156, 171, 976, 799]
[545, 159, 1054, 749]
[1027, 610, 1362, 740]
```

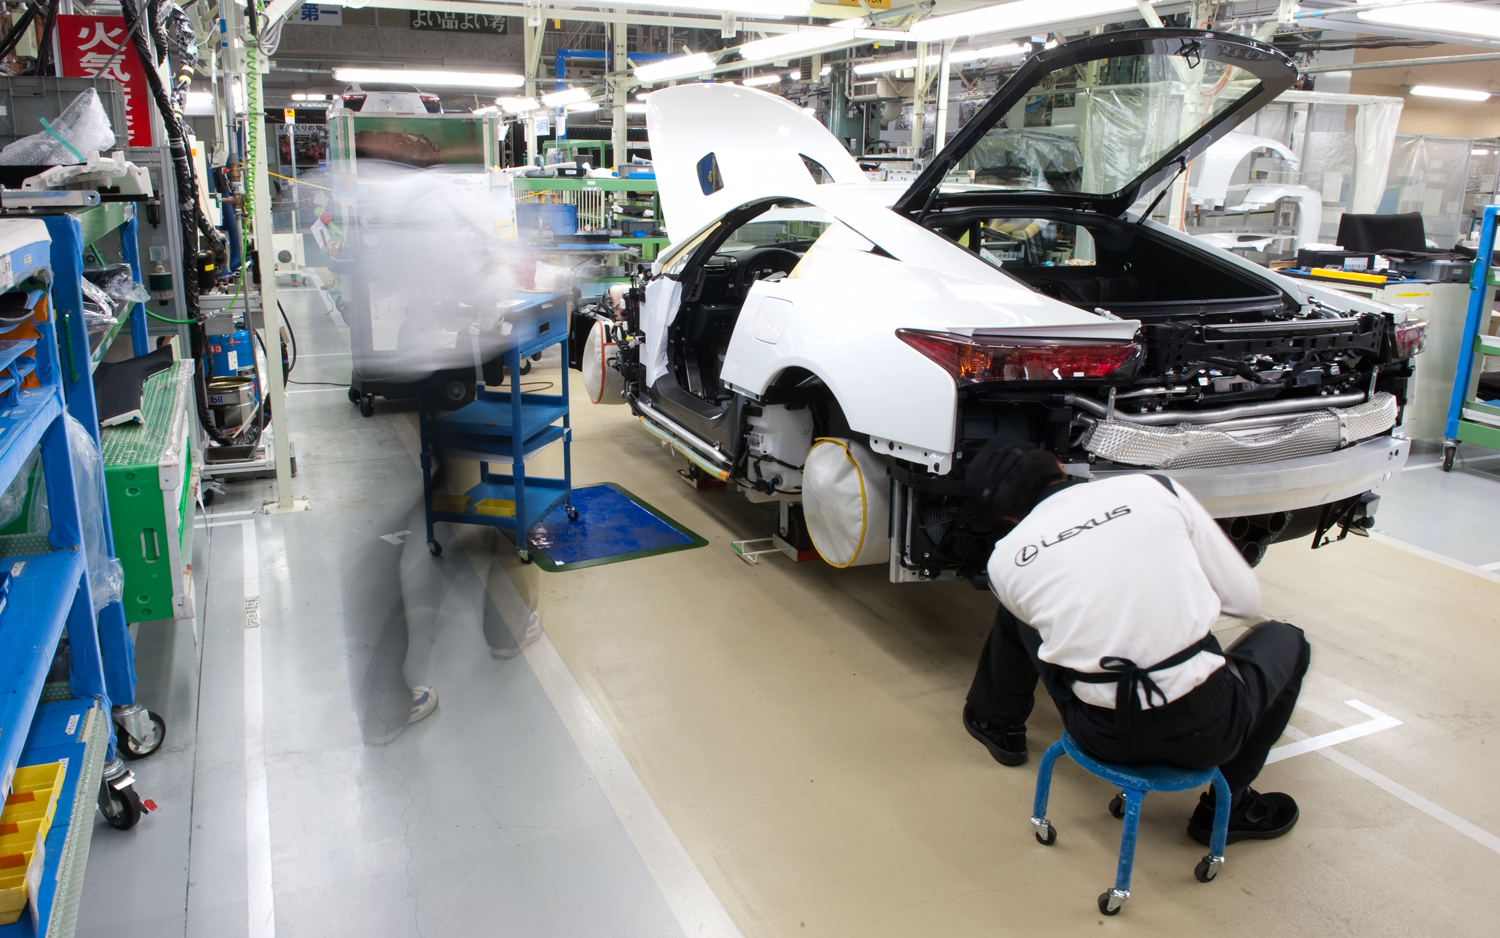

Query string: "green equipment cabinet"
[101, 360, 198, 623]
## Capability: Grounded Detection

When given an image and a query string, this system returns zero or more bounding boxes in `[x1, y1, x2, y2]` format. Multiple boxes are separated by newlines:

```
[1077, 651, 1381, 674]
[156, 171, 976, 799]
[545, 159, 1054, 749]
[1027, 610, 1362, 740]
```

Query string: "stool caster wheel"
[1033, 823, 1056, 846]
[519, 359, 532, 376]
[1098, 890, 1126, 916]
[427, 539, 442, 557]
[1108, 793, 1125, 819]
[1194, 855, 1223, 883]
[1442, 443, 1456, 472]
[566, 506, 579, 521]
[518, 548, 533, 564]
[347, 387, 361, 404]
[359, 394, 374, 417]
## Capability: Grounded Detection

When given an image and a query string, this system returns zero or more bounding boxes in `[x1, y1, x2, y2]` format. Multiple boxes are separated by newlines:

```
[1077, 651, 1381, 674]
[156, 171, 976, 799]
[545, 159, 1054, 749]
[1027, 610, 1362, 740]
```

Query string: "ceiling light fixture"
[854, 42, 1028, 76]
[632, 0, 806, 18]
[541, 86, 593, 107]
[1359, 1, 1500, 40]
[635, 52, 716, 82]
[471, 105, 499, 116]
[743, 73, 782, 87]
[497, 96, 542, 113]
[820, 64, 832, 77]
[565, 101, 600, 113]
[785, 70, 802, 81]
[909, 0, 1146, 42]
[625, 102, 648, 114]
[332, 67, 523, 89]
[1410, 84, 1491, 101]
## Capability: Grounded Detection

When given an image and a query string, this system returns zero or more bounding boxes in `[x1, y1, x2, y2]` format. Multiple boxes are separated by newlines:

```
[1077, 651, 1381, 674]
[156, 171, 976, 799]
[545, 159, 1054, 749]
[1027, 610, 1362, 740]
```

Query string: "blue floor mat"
[528, 483, 706, 570]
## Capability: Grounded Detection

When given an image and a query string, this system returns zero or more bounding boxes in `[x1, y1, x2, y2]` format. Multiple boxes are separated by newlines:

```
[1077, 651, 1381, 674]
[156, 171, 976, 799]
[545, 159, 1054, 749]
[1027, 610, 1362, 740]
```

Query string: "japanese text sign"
[55, 15, 153, 147]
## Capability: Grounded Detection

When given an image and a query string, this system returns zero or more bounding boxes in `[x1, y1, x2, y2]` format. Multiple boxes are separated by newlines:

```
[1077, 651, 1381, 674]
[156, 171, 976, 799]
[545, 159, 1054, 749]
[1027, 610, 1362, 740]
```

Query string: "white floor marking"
[1481, 560, 1500, 571]
[1281, 724, 1500, 856]
[524, 633, 744, 938]
[1369, 532, 1500, 586]
[290, 352, 350, 358]
[286, 387, 348, 395]
[1404, 452, 1500, 471]
[378, 530, 411, 545]
[1265, 699, 1401, 764]
[227, 519, 277, 937]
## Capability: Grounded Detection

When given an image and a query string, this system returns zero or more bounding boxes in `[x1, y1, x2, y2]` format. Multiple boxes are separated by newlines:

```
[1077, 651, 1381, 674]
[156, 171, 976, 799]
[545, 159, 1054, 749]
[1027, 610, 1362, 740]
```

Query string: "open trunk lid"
[893, 29, 1297, 219]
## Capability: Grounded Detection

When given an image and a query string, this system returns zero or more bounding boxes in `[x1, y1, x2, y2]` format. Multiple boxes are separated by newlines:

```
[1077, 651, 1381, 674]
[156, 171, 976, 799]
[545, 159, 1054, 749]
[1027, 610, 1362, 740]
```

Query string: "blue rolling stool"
[1030, 733, 1231, 916]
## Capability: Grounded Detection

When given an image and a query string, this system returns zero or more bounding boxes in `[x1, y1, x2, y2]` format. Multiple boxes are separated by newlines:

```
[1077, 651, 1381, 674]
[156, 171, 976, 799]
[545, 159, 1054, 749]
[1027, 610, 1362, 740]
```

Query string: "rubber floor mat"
[527, 482, 706, 571]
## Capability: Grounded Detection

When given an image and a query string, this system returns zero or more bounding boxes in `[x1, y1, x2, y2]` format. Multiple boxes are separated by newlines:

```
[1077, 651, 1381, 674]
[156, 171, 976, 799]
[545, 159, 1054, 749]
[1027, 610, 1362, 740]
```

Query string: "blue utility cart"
[1442, 203, 1500, 469]
[419, 292, 576, 561]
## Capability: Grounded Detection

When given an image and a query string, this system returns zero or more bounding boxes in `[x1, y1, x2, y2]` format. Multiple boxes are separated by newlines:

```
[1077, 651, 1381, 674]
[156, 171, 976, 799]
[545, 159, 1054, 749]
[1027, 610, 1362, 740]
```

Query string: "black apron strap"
[1067, 632, 1223, 750]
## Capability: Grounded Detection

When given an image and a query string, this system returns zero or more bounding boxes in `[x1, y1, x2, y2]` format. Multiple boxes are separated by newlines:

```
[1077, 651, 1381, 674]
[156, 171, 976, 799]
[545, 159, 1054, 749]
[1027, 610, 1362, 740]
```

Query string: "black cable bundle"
[119, 0, 238, 443]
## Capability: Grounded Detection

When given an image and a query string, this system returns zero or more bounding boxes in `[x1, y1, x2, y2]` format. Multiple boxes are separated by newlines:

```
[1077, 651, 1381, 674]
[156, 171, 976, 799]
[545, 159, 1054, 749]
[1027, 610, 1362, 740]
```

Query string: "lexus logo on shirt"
[1013, 506, 1132, 566]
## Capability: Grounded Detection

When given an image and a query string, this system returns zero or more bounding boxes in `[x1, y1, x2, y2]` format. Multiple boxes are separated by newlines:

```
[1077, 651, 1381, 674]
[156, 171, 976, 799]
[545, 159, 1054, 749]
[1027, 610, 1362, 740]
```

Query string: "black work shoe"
[1187, 787, 1299, 845]
[963, 705, 1027, 766]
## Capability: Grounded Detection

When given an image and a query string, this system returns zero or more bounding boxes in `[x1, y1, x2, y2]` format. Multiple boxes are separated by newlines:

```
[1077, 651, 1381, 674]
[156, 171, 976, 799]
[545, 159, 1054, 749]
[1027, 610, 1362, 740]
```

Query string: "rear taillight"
[1394, 316, 1428, 358]
[896, 329, 1141, 385]
[421, 94, 442, 113]
[341, 94, 366, 111]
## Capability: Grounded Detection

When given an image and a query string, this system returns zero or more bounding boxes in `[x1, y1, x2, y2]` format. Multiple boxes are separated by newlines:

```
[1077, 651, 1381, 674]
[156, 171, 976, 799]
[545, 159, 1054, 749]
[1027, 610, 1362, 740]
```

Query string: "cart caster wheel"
[1442, 444, 1456, 472]
[566, 506, 579, 521]
[518, 548, 533, 564]
[1109, 793, 1125, 819]
[427, 538, 442, 557]
[519, 359, 532, 376]
[1034, 823, 1056, 846]
[100, 782, 143, 830]
[200, 488, 215, 507]
[116, 711, 166, 759]
[335, 297, 348, 314]
[1194, 855, 1222, 883]
[359, 394, 374, 418]
[348, 387, 361, 404]
[1098, 891, 1124, 916]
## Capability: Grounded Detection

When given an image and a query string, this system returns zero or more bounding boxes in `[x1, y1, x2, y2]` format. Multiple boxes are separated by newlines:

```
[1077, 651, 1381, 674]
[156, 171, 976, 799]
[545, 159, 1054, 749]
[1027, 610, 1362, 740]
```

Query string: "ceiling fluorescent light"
[625, 103, 648, 114]
[910, 0, 1142, 42]
[786, 70, 801, 81]
[820, 64, 832, 76]
[1410, 84, 1490, 101]
[853, 57, 917, 76]
[542, 87, 592, 107]
[471, 105, 499, 116]
[635, 52, 716, 82]
[949, 42, 1029, 65]
[1359, 1, 1500, 40]
[632, 0, 806, 18]
[743, 73, 782, 87]
[565, 101, 600, 113]
[332, 67, 523, 89]
[497, 96, 542, 113]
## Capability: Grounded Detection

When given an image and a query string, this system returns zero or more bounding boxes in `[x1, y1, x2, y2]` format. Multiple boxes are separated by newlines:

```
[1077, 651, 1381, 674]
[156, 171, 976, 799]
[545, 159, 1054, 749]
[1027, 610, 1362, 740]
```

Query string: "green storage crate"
[101, 359, 199, 624]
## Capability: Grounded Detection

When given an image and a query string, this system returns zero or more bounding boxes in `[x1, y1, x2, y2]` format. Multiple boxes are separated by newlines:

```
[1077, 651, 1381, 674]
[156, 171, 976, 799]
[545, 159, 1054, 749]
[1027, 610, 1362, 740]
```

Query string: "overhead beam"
[349, 0, 819, 34]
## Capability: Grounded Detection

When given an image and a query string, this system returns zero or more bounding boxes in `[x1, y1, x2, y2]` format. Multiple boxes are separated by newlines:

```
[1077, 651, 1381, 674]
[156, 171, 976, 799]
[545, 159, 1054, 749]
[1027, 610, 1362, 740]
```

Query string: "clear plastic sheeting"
[1381, 135, 1474, 249]
[801, 438, 890, 568]
[65, 414, 125, 613]
[0, 87, 116, 165]
[641, 278, 682, 389]
[0, 446, 41, 532]
[959, 130, 1080, 192]
[1081, 392, 1398, 470]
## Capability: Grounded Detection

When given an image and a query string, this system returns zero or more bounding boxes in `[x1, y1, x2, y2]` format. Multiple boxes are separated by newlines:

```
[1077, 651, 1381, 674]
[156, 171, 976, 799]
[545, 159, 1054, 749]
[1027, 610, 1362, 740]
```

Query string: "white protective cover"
[1190, 133, 1300, 208]
[640, 277, 682, 389]
[801, 438, 890, 568]
[583, 319, 624, 405]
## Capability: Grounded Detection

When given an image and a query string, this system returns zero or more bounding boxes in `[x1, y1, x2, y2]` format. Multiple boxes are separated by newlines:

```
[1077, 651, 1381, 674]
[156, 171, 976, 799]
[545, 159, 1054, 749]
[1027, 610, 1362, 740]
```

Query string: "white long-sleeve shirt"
[987, 474, 1261, 709]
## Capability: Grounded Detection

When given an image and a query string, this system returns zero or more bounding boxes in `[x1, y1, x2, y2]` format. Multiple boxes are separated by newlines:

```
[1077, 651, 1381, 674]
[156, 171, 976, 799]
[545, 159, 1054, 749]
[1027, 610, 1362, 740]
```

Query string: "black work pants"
[966, 606, 1311, 798]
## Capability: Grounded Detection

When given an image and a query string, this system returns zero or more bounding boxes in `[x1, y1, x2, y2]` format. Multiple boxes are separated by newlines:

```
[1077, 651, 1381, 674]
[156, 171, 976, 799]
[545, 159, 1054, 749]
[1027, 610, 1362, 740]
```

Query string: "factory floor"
[74, 287, 1500, 937]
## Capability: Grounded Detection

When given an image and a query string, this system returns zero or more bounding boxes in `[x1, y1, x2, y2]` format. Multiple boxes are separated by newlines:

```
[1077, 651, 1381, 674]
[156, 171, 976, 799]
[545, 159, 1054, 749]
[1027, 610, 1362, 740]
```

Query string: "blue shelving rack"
[0, 218, 120, 936]
[419, 293, 575, 560]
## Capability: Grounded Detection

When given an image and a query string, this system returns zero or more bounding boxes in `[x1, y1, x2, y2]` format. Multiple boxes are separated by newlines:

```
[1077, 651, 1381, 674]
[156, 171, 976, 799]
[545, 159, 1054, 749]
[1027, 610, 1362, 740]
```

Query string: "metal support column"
[250, 59, 299, 511]
[910, 41, 926, 155]
[612, 13, 628, 168]
[933, 40, 953, 156]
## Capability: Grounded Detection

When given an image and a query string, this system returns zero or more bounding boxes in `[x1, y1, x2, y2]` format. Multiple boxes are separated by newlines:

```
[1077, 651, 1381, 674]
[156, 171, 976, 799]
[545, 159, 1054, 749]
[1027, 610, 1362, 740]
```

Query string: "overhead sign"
[54, 15, 153, 147]
[409, 10, 508, 34]
[296, 4, 343, 26]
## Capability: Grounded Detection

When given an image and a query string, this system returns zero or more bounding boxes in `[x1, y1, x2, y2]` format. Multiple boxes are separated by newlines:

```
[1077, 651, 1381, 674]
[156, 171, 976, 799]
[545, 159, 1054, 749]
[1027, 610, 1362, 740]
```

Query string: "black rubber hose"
[0, 3, 41, 63]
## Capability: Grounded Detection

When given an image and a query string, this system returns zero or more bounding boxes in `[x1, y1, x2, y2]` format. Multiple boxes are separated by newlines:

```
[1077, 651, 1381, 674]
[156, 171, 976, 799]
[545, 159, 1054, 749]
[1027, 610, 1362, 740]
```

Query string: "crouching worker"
[960, 440, 1310, 845]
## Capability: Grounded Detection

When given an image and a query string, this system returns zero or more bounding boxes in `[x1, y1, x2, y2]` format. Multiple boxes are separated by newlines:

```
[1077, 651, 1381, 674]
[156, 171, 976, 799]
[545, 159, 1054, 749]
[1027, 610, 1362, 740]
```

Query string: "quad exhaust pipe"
[1221, 511, 1291, 567]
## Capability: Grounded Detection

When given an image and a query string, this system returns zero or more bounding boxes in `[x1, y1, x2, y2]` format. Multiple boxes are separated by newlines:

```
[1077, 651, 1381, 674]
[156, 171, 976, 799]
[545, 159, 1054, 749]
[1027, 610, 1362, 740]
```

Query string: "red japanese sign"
[55, 15, 154, 148]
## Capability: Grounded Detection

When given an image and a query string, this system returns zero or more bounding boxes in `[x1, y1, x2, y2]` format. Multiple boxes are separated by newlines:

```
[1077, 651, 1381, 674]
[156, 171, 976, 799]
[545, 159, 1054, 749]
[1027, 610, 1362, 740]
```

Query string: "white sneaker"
[491, 612, 542, 659]
[408, 685, 438, 724]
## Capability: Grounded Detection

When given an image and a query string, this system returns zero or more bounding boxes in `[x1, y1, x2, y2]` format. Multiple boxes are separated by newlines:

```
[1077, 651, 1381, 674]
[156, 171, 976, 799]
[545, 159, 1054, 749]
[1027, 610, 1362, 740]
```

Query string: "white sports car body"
[593, 29, 1422, 582]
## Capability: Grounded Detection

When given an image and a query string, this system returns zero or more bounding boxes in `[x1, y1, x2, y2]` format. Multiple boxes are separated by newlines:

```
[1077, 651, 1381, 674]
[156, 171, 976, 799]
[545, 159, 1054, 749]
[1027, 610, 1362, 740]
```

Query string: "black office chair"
[1336, 212, 1427, 253]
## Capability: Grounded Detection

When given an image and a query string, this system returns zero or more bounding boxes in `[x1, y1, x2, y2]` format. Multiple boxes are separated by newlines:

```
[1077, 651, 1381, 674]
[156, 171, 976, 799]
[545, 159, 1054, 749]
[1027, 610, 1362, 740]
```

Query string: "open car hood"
[893, 29, 1297, 219]
[645, 83, 868, 241]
